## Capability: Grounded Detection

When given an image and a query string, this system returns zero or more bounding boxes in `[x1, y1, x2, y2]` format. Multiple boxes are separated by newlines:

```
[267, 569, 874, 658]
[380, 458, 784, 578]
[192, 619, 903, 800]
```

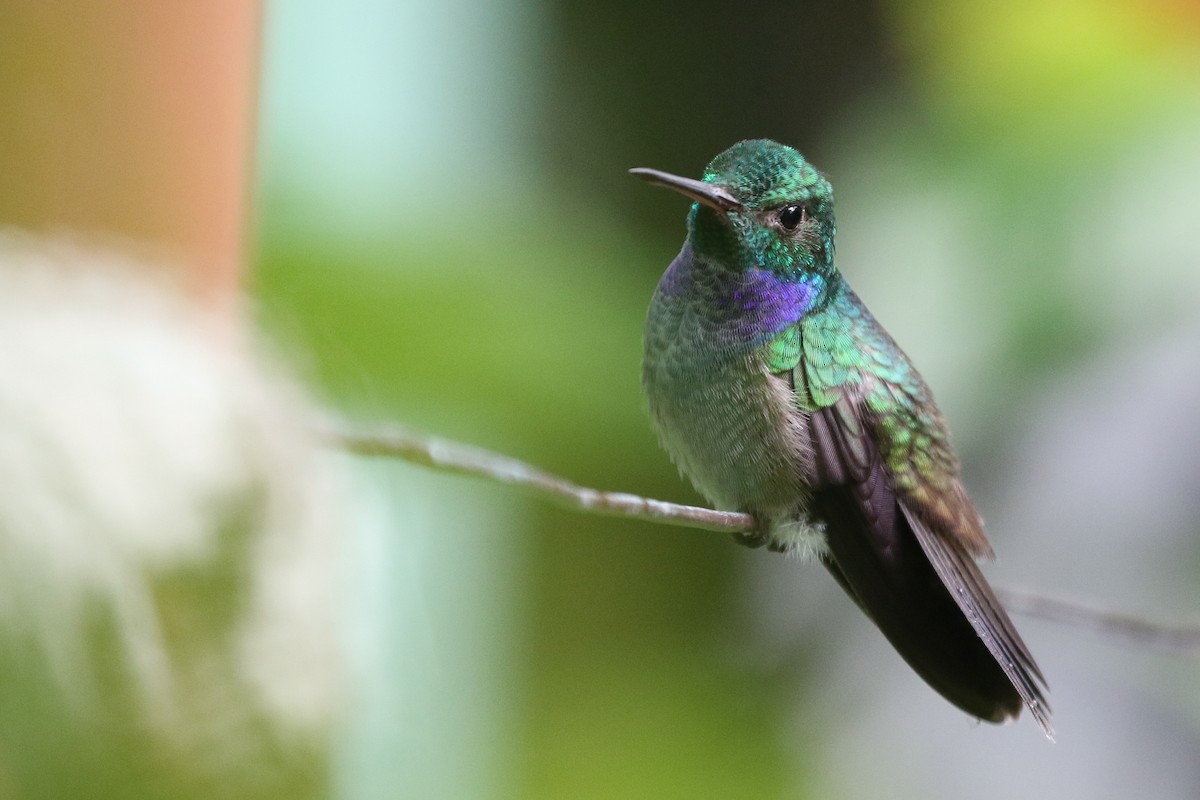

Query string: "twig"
[995, 587, 1200, 655]
[327, 423, 1200, 655]
[330, 425, 757, 535]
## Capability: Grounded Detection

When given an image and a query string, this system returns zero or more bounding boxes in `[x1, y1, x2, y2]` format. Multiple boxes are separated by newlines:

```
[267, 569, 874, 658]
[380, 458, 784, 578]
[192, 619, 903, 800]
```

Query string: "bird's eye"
[777, 204, 806, 232]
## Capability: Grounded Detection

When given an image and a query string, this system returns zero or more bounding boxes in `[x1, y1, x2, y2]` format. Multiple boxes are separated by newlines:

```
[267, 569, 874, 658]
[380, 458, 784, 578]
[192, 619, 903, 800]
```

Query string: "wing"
[797, 296, 993, 557]
[782, 291, 1052, 735]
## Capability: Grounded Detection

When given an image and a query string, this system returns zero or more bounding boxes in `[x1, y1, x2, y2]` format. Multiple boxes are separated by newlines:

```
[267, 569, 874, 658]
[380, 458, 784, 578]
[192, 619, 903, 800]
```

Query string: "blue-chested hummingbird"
[632, 140, 1051, 735]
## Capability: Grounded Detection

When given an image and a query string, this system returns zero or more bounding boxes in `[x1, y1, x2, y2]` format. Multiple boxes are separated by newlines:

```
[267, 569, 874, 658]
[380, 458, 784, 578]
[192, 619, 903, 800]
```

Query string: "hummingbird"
[633, 139, 1051, 736]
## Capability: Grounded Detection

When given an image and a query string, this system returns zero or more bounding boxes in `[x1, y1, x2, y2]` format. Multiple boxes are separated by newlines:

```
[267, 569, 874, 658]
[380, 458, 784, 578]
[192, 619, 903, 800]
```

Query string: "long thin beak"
[628, 167, 742, 212]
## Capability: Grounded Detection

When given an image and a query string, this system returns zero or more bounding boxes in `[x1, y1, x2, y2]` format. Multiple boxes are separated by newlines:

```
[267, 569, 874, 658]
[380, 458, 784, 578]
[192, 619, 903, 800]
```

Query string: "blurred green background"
[251, 1, 1200, 798]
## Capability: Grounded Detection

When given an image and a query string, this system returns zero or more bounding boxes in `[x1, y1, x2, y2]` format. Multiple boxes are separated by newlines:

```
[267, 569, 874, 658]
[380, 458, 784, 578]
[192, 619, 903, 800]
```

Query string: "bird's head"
[632, 139, 836, 282]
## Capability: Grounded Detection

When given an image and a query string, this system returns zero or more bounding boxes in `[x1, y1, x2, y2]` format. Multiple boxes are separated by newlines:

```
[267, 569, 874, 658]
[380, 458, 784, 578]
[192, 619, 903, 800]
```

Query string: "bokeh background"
[3, 1, 1200, 798]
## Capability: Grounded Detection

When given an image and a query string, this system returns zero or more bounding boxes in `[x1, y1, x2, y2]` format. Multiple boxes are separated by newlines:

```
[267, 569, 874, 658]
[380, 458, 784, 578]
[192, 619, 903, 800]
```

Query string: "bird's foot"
[731, 529, 769, 549]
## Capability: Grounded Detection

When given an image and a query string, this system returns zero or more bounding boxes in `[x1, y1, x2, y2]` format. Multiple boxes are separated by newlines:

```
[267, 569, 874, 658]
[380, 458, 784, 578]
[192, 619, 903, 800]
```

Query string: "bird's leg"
[731, 513, 774, 549]
[731, 530, 770, 548]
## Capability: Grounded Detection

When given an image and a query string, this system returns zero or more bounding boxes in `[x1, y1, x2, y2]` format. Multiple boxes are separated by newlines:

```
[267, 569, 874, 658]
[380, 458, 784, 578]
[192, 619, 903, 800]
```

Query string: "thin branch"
[327, 423, 1200, 655]
[995, 587, 1200, 655]
[330, 425, 757, 535]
